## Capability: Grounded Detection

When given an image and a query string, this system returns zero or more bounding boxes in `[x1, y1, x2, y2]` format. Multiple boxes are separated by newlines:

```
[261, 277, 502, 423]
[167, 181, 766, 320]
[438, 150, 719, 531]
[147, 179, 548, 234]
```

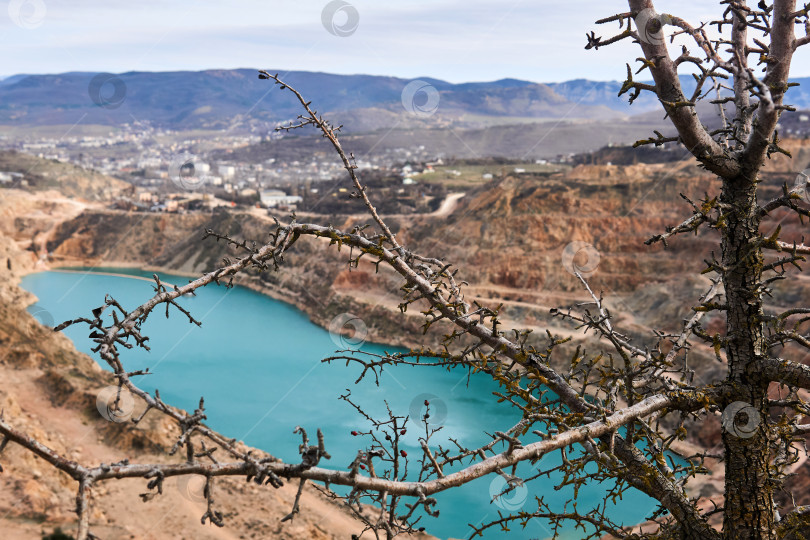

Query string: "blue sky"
[3, 0, 809, 83]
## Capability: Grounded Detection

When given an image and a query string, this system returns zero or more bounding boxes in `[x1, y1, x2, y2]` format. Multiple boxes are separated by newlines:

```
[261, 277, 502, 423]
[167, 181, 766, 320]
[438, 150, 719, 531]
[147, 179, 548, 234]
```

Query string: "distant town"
[0, 124, 573, 216]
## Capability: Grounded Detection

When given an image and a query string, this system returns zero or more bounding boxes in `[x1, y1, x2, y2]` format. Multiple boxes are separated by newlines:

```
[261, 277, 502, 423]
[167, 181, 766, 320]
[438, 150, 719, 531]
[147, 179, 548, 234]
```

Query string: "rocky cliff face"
[39, 157, 741, 356]
[37, 157, 777, 375]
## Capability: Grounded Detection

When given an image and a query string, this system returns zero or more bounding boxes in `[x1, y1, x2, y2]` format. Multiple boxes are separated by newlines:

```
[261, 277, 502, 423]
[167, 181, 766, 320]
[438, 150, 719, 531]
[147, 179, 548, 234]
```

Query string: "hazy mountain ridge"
[0, 69, 619, 129]
[9, 69, 810, 131]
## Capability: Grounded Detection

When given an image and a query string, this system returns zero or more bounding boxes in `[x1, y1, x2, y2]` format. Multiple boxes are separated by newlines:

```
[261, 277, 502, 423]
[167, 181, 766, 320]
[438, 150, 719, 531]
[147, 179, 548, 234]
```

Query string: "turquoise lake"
[21, 268, 661, 539]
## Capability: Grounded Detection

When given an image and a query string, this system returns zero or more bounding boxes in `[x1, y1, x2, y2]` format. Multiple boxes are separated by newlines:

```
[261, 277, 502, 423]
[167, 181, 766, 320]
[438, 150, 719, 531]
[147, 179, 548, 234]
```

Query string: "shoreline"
[25, 259, 415, 351]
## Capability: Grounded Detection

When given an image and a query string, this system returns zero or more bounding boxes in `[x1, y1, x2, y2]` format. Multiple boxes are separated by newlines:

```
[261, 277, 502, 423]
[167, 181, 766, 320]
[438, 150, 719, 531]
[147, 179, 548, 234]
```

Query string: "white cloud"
[1, 0, 808, 82]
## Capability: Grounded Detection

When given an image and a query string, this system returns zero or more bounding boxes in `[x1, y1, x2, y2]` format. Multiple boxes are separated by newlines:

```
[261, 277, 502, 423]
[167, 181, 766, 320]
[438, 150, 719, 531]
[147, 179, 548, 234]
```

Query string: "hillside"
[0, 150, 130, 200]
[4, 69, 810, 134]
[0, 69, 622, 131]
[211, 115, 679, 163]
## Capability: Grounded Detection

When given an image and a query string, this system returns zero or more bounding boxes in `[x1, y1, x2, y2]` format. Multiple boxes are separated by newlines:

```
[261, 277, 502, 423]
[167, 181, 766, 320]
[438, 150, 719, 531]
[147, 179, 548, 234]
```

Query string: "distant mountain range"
[1, 69, 809, 132]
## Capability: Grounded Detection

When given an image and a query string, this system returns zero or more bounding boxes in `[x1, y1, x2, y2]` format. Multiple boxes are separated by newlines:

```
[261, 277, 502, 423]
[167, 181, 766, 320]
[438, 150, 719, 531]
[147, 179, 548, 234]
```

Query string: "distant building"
[403, 177, 416, 185]
[260, 189, 302, 208]
[0, 171, 23, 184]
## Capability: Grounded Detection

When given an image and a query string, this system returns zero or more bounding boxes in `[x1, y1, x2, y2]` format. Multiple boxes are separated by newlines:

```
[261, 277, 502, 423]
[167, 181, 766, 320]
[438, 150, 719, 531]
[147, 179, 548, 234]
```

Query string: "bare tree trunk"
[76, 479, 92, 540]
[721, 174, 775, 540]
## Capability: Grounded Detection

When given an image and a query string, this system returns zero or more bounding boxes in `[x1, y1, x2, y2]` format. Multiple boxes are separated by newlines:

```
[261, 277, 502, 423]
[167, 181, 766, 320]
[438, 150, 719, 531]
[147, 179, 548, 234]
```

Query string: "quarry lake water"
[22, 268, 660, 539]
